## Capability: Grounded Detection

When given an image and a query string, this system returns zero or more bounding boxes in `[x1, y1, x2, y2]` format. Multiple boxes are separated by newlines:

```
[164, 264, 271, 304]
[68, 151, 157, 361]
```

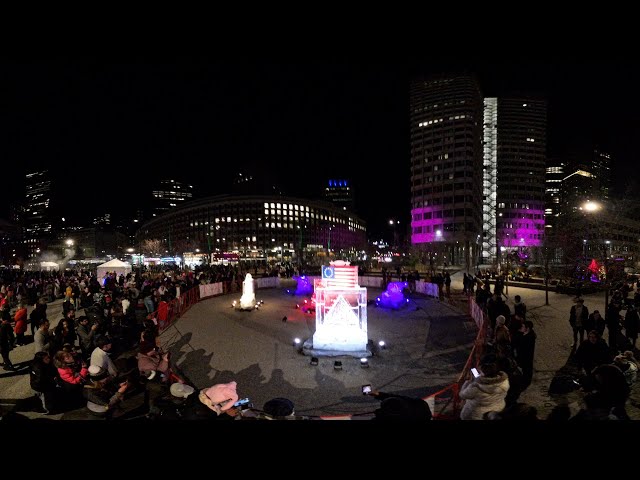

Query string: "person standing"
[569, 298, 589, 348]
[624, 305, 640, 349]
[513, 295, 527, 321]
[13, 301, 28, 346]
[0, 316, 16, 370]
[444, 272, 451, 299]
[513, 320, 536, 390]
[30, 351, 58, 414]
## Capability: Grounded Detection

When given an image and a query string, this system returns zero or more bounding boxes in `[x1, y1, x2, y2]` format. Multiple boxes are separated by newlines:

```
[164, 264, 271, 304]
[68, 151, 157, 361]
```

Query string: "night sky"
[1, 61, 639, 239]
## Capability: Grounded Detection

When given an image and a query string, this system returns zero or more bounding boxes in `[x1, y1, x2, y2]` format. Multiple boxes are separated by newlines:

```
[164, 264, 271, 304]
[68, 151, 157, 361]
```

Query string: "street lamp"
[582, 201, 607, 310]
[66, 239, 74, 247]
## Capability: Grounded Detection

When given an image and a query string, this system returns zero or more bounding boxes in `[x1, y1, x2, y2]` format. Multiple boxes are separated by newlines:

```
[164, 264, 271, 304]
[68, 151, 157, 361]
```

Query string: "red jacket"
[14, 308, 28, 335]
[57, 366, 89, 385]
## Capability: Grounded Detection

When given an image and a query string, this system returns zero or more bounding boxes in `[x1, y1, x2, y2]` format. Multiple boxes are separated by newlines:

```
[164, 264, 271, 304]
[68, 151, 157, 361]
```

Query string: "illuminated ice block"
[238, 273, 256, 310]
[376, 281, 409, 309]
[312, 261, 368, 352]
[292, 275, 314, 296]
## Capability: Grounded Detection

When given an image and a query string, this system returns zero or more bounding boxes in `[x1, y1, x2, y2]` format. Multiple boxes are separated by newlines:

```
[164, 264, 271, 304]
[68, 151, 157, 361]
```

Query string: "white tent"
[97, 259, 132, 280]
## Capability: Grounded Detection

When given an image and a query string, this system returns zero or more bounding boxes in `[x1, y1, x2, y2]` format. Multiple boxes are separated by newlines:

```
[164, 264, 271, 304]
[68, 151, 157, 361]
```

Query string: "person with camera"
[459, 353, 510, 420]
[365, 386, 432, 421]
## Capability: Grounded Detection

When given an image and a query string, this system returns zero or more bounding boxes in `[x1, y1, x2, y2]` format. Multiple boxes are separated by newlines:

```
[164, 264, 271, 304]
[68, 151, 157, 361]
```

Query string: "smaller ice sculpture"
[376, 281, 409, 309]
[238, 273, 256, 310]
[292, 275, 314, 296]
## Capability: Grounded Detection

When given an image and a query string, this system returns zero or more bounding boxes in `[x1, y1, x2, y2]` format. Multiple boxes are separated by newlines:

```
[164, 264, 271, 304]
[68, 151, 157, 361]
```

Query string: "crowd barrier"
[415, 280, 439, 298]
[155, 276, 487, 420]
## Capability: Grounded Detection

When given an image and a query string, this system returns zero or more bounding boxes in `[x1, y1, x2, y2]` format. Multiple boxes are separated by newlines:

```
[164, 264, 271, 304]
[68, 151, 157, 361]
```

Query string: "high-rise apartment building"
[483, 98, 547, 263]
[409, 74, 484, 266]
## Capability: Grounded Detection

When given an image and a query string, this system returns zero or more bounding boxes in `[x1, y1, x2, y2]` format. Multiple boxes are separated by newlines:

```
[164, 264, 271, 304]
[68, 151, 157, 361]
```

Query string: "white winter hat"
[170, 382, 195, 398]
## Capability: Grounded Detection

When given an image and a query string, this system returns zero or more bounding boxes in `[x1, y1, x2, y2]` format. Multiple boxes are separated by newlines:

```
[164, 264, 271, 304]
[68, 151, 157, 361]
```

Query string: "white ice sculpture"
[239, 273, 256, 310]
[312, 261, 368, 353]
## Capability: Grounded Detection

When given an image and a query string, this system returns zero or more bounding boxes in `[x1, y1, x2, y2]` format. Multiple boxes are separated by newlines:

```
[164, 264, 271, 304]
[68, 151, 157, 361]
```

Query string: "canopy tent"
[97, 259, 132, 280]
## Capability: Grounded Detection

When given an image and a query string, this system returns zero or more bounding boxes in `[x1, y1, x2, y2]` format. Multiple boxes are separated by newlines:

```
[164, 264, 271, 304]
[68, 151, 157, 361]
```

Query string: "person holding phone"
[459, 353, 510, 420]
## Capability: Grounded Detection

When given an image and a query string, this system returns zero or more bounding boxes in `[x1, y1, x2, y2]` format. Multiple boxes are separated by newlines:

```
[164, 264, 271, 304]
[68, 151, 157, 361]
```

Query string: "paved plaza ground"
[2, 271, 640, 421]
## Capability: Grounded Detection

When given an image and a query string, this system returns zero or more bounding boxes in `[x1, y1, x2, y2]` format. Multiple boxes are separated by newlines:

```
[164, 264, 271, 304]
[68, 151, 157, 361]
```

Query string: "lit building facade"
[136, 195, 367, 264]
[490, 98, 547, 261]
[324, 179, 354, 212]
[152, 179, 194, 216]
[409, 74, 484, 266]
[24, 170, 53, 258]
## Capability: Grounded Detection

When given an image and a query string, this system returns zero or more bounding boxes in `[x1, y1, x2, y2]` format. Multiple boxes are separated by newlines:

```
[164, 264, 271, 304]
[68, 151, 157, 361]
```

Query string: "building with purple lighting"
[483, 98, 547, 263]
[409, 74, 484, 268]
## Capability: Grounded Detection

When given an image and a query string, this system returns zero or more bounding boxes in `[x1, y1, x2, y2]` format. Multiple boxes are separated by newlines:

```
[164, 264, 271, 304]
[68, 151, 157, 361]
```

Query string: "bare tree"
[141, 239, 162, 257]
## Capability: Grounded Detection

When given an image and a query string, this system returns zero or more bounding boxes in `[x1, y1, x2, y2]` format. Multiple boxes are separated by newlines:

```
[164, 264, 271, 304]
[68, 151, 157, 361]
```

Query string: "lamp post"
[581, 201, 605, 309]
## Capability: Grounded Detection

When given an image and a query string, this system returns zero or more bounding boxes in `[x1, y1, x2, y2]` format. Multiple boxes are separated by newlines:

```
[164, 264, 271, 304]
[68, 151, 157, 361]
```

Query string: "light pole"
[581, 201, 605, 308]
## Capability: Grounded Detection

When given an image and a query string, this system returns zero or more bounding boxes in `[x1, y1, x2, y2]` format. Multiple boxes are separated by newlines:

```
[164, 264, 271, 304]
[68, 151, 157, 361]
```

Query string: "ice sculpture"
[376, 281, 410, 309]
[238, 273, 256, 310]
[292, 275, 314, 296]
[310, 261, 369, 354]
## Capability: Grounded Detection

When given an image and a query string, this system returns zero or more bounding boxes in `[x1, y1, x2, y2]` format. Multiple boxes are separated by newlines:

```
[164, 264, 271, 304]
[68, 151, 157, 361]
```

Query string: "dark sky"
[1, 61, 639, 239]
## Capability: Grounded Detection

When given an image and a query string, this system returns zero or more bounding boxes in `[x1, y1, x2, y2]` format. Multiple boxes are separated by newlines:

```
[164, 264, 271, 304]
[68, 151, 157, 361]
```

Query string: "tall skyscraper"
[483, 98, 547, 263]
[324, 179, 354, 212]
[409, 74, 484, 266]
[591, 148, 612, 200]
[152, 179, 194, 216]
[24, 170, 53, 258]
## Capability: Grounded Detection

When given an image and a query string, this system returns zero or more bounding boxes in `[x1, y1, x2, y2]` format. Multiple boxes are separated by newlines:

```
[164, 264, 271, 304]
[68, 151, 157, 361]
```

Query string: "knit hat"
[170, 382, 195, 398]
[496, 315, 506, 326]
[200, 381, 238, 412]
[88, 365, 109, 381]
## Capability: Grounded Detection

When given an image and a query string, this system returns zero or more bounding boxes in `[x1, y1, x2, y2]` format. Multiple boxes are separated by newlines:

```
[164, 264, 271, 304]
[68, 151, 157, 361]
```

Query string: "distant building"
[136, 195, 366, 265]
[93, 213, 111, 226]
[73, 227, 128, 259]
[559, 147, 612, 212]
[409, 74, 484, 267]
[152, 179, 194, 216]
[545, 157, 565, 229]
[324, 179, 354, 212]
[486, 98, 547, 263]
[0, 218, 21, 266]
[24, 170, 54, 258]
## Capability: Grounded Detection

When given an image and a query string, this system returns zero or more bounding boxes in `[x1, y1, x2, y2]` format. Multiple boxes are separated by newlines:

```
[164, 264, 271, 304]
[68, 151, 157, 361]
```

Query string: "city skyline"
[1, 61, 639, 240]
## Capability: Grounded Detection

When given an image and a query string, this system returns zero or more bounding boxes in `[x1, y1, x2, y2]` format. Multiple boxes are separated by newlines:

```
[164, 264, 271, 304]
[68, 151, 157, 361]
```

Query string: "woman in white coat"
[460, 354, 510, 420]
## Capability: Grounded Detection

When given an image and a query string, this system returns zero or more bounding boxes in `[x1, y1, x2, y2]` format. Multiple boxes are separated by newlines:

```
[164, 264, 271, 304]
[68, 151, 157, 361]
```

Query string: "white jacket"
[459, 371, 510, 420]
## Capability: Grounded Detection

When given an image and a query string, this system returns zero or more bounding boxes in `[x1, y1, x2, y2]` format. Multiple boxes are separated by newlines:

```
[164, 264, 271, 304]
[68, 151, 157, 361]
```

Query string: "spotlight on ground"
[282, 316, 287, 322]
[333, 361, 343, 371]
[378, 340, 386, 349]
[360, 358, 369, 368]
[293, 337, 301, 346]
[295, 304, 300, 309]
[255, 304, 260, 309]
[310, 357, 319, 366]
[286, 289, 290, 294]
[231, 300, 237, 308]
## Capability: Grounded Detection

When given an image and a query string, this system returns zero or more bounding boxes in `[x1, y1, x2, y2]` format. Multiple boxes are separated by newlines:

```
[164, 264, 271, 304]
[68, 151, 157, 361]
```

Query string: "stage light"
[377, 297, 381, 302]
[255, 304, 259, 309]
[293, 337, 301, 346]
[333, 361, 343, 370]
[295, 304, 300, 309]
[310, 357, 319, 366]
[282, 316, 288, 322]
[286, 289, 290, 294]
[260, 300, 264, 304]
[360, 358, 369, 368]
[378, 340, 386, 349]
[231, 300, 236, 308]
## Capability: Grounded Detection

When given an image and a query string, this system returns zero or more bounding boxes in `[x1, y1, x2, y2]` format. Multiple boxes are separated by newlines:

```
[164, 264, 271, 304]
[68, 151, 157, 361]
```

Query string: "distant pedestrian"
[513, 295, 526, 321]
[569, 298, 589, 348]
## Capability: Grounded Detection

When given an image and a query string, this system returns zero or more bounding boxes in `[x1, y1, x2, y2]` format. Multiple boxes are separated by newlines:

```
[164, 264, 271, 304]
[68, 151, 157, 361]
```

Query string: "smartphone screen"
[471, 367, 480, 378]
[362, 384, 372, 395]
[233, 397, 250, 407]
